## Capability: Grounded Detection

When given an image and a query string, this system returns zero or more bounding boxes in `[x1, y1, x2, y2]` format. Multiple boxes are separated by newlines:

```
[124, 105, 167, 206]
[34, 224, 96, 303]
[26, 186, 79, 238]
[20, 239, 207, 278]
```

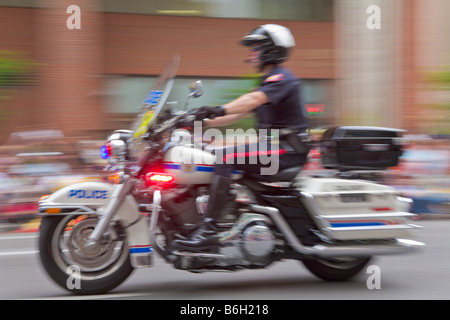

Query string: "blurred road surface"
[0, 219, 448, 300]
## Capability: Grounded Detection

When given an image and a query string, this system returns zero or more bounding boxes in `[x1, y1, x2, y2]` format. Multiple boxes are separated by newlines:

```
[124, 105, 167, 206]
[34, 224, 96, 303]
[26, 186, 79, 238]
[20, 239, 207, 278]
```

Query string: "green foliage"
[0, 50, 37, 88]
[0, 51, 38, 132]
[427, 69, 450, 89]
[424, 67, 450, 134]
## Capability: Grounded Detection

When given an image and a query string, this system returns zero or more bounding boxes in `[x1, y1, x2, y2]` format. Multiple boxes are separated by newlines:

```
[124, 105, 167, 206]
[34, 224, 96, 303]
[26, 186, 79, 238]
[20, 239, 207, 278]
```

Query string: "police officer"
[173, 24, 309, 252]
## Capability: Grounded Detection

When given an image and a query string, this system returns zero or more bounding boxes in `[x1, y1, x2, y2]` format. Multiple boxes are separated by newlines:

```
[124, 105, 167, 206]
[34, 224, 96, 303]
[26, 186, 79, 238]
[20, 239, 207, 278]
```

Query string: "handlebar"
[149, 107, 218, 141]
[127, 109, 212, 176]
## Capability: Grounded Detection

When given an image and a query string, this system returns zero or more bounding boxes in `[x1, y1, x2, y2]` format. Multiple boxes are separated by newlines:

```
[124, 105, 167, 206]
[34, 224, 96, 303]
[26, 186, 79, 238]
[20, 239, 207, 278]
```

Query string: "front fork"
[149, 189, 162, 245]
[85, 176, 162, 268]
[87, 177, 136, 245]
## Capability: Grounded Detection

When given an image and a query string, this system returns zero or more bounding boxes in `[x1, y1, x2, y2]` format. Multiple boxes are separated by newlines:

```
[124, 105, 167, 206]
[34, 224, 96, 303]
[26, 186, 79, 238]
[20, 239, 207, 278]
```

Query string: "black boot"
[173, 174, 230, 251]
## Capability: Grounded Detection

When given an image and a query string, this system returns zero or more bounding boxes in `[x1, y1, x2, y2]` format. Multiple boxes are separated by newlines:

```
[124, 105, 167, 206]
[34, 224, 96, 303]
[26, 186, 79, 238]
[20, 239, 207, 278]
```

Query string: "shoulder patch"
[264, 73, 286, 82]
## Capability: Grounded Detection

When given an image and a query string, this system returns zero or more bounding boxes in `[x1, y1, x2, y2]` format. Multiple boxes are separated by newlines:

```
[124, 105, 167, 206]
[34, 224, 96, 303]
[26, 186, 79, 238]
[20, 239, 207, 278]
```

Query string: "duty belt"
[258, 128, 312, 154]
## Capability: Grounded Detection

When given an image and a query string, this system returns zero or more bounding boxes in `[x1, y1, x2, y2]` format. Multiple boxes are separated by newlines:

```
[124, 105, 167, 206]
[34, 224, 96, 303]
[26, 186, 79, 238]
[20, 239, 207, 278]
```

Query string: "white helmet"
[240, 24, 295, 65]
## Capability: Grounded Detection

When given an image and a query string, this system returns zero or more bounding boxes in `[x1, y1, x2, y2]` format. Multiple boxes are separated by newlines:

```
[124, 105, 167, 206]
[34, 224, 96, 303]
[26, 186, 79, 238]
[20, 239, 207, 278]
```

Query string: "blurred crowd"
[0, 129, 106, 222]
[387, 136, 450, 215]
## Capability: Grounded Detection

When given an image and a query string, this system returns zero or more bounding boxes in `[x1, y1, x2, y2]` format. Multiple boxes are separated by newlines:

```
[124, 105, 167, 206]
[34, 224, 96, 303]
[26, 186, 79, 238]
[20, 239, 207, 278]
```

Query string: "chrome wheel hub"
[53, 216, 127, 273]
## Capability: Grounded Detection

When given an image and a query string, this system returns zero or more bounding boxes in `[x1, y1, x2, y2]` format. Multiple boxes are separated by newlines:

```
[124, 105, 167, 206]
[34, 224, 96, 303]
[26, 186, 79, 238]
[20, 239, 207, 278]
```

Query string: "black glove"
[194, 106, 226, 120]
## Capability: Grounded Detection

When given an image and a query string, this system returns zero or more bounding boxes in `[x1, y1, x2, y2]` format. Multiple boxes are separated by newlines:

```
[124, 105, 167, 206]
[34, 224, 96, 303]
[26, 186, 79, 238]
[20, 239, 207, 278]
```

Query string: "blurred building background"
[0, 0, 449, 141]
[336, 0, 450, 133]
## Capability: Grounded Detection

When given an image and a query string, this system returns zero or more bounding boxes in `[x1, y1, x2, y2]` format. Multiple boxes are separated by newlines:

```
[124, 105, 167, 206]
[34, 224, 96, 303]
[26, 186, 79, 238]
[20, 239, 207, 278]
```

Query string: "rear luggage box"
[319, 126, 404, 171]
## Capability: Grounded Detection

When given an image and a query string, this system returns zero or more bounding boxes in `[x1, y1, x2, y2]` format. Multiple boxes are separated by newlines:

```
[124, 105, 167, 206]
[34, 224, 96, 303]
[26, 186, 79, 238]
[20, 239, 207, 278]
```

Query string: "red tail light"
[145, 172, 175, 185]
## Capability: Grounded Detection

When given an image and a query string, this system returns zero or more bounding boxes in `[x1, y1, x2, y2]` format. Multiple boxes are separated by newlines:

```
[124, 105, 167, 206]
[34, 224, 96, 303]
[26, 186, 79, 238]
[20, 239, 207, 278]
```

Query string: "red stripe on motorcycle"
[222, 149, 287, 162]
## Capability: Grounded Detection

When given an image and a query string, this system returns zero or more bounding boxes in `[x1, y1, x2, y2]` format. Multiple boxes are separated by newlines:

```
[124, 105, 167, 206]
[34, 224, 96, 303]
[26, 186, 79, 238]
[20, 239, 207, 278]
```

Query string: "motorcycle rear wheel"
[302, 256, 371, 281]
[39, 214, 134, 295]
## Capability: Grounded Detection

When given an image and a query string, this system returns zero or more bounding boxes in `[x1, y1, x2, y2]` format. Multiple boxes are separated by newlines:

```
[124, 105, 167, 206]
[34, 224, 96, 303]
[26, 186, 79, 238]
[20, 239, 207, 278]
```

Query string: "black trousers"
[212, 141, 308, 178]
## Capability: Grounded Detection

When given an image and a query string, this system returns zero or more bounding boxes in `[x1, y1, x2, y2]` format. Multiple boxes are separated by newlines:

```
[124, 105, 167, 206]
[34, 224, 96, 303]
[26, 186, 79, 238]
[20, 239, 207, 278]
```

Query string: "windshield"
[128, 55, 180, 158]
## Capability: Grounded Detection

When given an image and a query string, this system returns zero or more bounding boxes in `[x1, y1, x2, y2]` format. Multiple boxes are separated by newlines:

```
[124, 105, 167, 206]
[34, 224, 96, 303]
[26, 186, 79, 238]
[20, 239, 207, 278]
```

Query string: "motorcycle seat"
[245, 166, 303, 183]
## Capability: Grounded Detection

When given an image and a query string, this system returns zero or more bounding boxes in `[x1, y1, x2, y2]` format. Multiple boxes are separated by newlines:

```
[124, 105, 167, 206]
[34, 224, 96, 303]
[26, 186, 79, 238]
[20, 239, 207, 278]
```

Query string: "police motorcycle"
[38, 56, 424, 295]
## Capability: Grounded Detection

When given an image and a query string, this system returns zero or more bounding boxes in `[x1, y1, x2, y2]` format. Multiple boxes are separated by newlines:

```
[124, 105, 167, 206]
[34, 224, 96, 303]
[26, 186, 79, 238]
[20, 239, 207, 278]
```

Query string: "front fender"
[39, 181, 152, 268]
[39, 181, 144, 228]
[39, 181, 114, 213]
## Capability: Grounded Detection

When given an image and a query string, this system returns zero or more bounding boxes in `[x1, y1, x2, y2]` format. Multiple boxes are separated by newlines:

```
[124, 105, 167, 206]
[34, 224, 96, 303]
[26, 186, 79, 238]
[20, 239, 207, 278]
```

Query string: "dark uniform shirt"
[255, 66, 309, 131]
[215, 65, 310, 177]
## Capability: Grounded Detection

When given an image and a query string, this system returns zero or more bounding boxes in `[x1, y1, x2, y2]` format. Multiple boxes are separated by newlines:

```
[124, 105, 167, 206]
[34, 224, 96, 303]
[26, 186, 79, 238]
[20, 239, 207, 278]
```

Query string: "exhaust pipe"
[249, 204, 424, 257]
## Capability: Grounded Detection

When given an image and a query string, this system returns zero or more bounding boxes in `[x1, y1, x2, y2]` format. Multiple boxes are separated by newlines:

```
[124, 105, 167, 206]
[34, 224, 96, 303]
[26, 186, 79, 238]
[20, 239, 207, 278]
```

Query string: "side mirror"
[189, 80, 203, 98]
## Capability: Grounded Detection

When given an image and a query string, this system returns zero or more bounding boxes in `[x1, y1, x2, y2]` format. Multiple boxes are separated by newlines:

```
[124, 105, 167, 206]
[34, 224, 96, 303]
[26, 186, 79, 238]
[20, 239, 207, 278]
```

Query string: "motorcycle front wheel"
[39, 214, 134, 295]
[302, 256, 371, 281]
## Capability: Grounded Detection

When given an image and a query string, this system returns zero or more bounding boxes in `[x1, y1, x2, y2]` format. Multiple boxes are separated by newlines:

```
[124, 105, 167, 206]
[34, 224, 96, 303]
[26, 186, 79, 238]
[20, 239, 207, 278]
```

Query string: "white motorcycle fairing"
[38, 181, 152, 268]
[297, 177, 419, 241]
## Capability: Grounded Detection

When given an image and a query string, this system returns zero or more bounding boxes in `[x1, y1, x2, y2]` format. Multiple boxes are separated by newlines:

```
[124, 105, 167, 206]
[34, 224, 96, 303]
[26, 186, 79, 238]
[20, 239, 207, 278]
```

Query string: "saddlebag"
[259, 193, 320, 246]
[299, 177, 420, 241]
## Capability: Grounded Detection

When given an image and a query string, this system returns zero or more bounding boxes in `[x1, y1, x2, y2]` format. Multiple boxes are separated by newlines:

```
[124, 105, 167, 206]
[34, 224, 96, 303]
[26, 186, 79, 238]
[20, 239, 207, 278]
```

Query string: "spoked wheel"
[302, 256, 371, 281]
[39, 214, 134, 295]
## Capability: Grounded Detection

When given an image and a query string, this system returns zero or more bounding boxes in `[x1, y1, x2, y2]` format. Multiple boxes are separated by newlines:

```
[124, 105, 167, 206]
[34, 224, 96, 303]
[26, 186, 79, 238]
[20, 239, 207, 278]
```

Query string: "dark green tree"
[0, 51, 38, 140]
[425, 67, 450, 134]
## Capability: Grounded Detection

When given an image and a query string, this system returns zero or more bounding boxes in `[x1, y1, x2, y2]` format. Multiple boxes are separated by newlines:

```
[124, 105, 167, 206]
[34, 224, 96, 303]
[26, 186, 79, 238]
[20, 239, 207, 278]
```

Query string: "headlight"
[102, 139, 127, 159]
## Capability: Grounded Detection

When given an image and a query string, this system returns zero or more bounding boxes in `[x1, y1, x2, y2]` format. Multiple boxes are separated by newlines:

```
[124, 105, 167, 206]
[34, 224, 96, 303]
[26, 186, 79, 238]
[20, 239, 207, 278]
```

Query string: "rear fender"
[39, 181, 152, 268]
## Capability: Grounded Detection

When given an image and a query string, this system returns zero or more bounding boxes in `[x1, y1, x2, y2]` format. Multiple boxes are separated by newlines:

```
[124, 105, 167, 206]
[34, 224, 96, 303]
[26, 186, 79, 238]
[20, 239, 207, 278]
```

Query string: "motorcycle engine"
[240, 222, 276, 264]
[220, 213, 276, 266]
[162, 188, 202, 232]
[162, 187, 239, 235]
